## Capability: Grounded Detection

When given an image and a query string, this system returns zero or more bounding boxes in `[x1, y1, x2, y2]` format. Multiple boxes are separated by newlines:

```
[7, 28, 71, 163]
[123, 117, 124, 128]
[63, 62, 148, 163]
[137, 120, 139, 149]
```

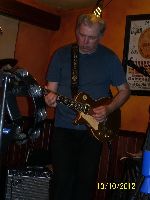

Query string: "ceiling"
[36, 0, 98, 10]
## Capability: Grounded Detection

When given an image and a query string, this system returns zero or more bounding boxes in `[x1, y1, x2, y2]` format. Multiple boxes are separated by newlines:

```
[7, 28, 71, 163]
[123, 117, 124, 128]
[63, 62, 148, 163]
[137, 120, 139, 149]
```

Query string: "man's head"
[76, 14, 106, 54]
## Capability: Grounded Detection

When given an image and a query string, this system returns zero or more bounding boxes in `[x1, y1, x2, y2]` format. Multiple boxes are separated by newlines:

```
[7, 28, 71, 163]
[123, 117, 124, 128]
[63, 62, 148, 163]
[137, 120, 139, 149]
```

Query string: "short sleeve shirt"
[47, 44, 127, 130]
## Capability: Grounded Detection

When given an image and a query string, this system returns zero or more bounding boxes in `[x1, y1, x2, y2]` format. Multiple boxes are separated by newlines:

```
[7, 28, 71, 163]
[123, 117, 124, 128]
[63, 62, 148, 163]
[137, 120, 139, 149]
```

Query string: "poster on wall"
[122, 14, 150, 96]
[0, 14, 19, 59]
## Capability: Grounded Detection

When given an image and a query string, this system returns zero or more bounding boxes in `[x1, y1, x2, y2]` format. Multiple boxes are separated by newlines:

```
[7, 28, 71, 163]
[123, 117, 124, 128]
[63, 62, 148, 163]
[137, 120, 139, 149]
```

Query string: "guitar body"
[73, 92, 121, 142]
[45, 88, 121, 143]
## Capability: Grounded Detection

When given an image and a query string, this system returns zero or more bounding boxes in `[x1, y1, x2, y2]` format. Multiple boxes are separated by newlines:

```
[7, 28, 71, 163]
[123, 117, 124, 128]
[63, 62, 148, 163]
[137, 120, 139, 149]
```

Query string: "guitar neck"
[44, 88, 89, 113]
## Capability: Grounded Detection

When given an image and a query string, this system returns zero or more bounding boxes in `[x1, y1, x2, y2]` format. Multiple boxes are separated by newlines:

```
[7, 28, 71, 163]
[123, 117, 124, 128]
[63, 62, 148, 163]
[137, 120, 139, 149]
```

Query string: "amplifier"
[5, 167, 53, 200]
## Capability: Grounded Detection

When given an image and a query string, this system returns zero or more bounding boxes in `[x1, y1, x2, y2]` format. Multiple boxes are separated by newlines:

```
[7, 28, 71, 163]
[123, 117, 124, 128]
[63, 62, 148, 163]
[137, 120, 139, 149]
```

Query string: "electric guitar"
[44, 90, 121, 143]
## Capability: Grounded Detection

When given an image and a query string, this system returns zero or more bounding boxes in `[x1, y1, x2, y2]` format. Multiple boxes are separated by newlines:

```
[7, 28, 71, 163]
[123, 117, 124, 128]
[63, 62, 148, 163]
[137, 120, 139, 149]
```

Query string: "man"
[45, 13, 130, 200]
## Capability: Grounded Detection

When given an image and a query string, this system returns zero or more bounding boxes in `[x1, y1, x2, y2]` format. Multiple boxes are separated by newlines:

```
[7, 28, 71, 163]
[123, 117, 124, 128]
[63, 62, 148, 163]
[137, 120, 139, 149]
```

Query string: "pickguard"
[79, 112, 99, 130]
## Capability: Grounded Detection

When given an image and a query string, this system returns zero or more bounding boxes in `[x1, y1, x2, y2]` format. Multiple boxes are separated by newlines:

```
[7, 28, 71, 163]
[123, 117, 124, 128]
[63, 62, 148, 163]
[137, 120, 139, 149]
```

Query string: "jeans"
[51, 127, 102, 200]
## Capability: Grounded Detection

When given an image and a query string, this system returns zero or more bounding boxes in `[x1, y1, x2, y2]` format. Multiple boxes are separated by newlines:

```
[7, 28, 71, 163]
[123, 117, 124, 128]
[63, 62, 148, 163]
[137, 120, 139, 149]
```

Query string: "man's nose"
[83, 36, 89, 44]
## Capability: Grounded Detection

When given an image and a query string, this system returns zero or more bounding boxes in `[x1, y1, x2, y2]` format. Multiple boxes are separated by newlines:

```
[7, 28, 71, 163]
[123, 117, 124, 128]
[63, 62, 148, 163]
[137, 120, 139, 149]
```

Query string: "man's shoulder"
[98, 44, 120, 62]
[51, 43, 73, 61]
[56, 43, 72, 54]
[98, 44, 116, 55]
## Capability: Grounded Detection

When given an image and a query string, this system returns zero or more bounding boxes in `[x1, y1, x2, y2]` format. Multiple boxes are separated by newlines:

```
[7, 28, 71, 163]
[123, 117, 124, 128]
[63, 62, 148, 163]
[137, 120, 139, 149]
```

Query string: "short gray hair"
[76, 14, 106, 36]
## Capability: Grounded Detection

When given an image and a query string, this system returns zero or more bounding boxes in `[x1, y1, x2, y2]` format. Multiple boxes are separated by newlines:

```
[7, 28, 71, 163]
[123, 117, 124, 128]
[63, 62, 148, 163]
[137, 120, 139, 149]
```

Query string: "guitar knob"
[105, 134, 109, 138]
[82, 95, 87, 100]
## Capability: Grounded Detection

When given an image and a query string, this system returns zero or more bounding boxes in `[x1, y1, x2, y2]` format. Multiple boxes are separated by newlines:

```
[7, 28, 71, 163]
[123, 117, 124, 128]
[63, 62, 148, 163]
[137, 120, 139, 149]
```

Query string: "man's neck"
[79, 46, 98, 55]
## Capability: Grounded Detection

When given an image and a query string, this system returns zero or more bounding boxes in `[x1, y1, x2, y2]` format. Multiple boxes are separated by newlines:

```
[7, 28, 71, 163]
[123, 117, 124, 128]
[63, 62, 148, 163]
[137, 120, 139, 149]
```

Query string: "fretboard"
[44, 88, 90, 113]
[57, 94, 90, 113]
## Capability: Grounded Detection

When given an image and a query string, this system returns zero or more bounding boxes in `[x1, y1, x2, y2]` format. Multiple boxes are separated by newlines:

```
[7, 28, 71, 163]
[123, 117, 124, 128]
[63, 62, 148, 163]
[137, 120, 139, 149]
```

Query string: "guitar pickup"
[84, 104, 90, 114]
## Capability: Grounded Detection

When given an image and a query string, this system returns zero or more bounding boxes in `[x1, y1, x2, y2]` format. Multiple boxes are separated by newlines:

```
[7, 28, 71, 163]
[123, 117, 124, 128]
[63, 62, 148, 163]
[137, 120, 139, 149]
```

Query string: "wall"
[14, 21, 55, 117]
[47, 0, 150, 133]
[0, 14, 19, 59]
[101, 0, 150, 133]
[12, 0, 150, 133]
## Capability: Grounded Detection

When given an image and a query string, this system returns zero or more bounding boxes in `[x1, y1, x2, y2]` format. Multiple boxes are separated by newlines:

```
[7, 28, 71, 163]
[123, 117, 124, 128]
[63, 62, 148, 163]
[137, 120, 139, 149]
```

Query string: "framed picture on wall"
[122, 14, 150, 96]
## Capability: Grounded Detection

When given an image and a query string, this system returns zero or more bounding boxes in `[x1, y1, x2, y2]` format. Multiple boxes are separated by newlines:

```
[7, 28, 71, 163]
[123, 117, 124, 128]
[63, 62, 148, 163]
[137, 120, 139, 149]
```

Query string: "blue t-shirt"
[47, 44, 127, 130]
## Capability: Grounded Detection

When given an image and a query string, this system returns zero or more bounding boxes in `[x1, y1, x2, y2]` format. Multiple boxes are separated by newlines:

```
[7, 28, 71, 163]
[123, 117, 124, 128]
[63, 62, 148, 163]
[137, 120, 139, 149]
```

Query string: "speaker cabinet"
[5, 168, 53, 200]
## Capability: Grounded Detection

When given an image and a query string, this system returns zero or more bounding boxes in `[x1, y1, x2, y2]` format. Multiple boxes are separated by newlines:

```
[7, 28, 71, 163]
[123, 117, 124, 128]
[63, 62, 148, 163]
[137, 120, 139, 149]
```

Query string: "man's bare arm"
[107, 83, 130, 114]
[92, 83, 130, 122]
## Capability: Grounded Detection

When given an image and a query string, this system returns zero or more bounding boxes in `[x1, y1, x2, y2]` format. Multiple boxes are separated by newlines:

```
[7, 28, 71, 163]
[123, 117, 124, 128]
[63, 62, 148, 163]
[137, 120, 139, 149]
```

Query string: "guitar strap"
[71, 43, 79, 98]
[71, 43, 113, 99]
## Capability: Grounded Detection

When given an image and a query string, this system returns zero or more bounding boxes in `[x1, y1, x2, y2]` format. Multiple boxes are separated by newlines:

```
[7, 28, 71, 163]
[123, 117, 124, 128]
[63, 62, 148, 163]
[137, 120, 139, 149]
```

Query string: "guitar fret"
[57, 95, 88, 113]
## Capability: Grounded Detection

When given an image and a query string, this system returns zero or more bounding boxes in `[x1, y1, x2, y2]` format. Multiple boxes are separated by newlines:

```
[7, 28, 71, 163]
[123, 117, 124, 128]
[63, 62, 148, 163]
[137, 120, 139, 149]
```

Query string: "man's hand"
[91, 83, 130, 122]
[91, 105, 110, 122]
[45, 91, 57, 107]
[44, 82, 58, 107]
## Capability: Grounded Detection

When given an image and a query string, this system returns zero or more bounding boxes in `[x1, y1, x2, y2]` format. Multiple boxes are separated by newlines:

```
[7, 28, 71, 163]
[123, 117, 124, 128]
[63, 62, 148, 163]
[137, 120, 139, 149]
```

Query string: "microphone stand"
[0, 73, 11, 198]
[0, 59, 18, 198]
[0, 73, 10, 151]
[127, 59, 150, 78]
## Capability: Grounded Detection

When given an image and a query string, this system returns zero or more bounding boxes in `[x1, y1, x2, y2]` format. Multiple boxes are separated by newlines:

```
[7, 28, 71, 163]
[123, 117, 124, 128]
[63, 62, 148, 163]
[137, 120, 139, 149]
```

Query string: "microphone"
[127, 59, 150, 78]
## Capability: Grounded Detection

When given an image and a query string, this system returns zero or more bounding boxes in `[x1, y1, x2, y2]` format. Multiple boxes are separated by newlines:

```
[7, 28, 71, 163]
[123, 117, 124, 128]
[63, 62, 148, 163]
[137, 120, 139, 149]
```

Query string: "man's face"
[76, 23, 100, 54]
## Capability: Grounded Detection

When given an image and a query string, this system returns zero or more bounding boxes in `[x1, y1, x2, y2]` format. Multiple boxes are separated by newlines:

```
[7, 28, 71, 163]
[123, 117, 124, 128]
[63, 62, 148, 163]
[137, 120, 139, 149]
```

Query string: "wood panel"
[0, 121, 146, 200]
[0, 0, 60, 30]
[96, 130, 145, 200]
[2, 119, 54, 168]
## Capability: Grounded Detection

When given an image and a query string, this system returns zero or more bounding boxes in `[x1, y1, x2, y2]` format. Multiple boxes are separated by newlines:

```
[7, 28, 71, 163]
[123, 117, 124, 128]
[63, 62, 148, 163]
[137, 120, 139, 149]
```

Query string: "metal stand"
[0, 74, 10, 151]
[0, 73, 11, 199]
